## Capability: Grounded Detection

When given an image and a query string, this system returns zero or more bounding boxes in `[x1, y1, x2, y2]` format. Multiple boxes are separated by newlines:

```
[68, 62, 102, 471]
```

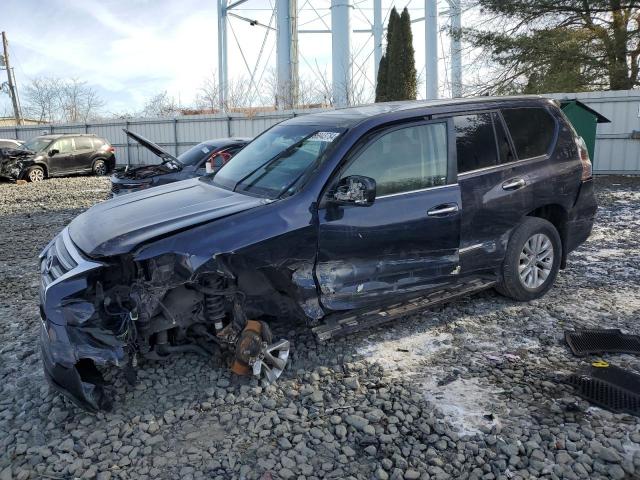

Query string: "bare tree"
[195, 72, 220, 111]
[22, 77, 62, 122]
[226, 77, 252, 109]
[140, 91, 180, 118]
[22, 76, 104, 123]
[59, 78, 105, 123]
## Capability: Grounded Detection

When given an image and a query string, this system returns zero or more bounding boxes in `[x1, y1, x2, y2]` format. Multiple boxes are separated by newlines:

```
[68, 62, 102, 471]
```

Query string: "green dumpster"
[559, 100, 610, 163]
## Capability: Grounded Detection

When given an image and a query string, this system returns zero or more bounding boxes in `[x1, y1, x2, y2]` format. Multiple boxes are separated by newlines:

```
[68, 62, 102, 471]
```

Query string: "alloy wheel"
[518, 233, 554, 289]
[94, 162, 107, 176]
[29, 169, 44, 182]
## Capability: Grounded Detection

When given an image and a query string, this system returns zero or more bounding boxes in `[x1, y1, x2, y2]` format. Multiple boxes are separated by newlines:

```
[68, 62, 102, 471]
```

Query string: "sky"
[1, 0, 460, 117]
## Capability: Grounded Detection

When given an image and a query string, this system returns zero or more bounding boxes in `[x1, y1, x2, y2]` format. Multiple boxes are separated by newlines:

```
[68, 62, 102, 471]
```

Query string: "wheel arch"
[525, 203, 569, 269]
[22, 162, 48, 180]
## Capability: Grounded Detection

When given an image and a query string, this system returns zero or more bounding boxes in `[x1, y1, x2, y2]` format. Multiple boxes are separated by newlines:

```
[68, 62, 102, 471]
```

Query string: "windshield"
[212, 125, 343, 198]
[21, 137, 52, 153]
[178, 142, 217, 167]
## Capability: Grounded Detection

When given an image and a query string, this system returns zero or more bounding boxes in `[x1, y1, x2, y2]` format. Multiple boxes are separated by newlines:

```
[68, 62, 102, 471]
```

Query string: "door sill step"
[312, 278, 496, 342]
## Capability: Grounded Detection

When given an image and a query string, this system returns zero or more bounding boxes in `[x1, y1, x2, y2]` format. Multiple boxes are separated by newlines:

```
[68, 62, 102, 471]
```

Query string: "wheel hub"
[518, 233, 554, 289]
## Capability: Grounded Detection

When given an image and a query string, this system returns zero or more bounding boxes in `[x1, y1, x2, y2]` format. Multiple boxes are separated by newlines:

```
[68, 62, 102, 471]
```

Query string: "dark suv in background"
[39, 96, 597, 410]
[15, 134, 115, 182]
[110, 130, 249, 197]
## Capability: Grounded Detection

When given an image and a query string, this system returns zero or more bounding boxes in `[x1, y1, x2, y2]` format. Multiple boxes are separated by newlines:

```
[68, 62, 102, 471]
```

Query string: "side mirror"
[48, 149, 59, 157]
[332, 175, 376, 207]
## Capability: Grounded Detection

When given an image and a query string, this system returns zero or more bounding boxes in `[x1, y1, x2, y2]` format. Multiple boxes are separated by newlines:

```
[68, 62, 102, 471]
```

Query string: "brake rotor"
[231, 320, 289, 382]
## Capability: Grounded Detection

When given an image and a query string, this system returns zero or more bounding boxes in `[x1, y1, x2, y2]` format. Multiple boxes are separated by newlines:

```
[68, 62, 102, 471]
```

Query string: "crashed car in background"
[0, 134, 115, 182]
[0, 146, 36, 181]
[0, 138, 24, 149]
[39, 97, 597, 411]
[110, 129, 249, 197]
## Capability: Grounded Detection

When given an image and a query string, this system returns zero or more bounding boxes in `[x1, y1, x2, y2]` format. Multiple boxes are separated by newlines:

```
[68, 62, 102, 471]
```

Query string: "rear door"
[71, 136, 95, 171]
[47, 137, 75, 174]
[316, 119, 461, 312]
[453, 108, 558, 274]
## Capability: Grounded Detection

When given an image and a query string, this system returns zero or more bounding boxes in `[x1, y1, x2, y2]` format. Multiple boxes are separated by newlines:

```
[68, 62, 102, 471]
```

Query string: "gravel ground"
[1, 175, 639, 480]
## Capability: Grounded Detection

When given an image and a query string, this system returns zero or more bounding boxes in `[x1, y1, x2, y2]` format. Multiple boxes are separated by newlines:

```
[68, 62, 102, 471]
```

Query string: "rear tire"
[496, 217, 562, 301]
[93, 159, 107, 176]
[26, 166, 45, 182]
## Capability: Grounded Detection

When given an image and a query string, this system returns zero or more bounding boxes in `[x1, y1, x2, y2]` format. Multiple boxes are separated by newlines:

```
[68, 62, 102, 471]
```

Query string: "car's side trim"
[457, 154, 549, 179]
[377, 182, 459, 199]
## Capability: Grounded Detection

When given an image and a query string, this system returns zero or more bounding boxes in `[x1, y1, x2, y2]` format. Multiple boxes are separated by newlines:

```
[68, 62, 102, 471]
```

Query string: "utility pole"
[1, 31, 22, 125]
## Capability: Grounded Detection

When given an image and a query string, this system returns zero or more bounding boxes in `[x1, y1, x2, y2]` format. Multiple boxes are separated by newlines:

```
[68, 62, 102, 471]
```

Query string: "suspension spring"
[203, 276, 226, 332]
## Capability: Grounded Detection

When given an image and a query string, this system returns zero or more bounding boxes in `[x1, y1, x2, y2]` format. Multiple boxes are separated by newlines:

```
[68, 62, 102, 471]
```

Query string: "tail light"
[575, 136, 592, 181]
[104, 145, 115, 153]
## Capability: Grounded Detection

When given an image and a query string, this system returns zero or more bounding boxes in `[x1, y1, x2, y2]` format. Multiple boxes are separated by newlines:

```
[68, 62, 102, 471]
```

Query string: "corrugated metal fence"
[549, 90, 640, 174]
[1, 91, 639, 173]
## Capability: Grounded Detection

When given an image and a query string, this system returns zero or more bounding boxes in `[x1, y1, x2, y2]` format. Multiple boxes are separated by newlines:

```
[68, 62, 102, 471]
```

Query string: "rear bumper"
[565, 179, 597, 254]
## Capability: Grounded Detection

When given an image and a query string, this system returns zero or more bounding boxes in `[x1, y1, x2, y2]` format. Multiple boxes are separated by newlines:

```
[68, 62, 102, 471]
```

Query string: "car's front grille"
[41, 232, 78, 287]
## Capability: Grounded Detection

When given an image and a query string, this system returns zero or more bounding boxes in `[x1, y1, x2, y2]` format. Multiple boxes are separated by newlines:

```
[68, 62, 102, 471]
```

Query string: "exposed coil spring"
[203, 276, 226, 330]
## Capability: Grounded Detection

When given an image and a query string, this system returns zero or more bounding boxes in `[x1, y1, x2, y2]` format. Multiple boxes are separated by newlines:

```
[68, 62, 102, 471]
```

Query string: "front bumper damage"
[39, 228, 290, 411]
[39, 228, 124, 410]
[0, 147, 36, 180]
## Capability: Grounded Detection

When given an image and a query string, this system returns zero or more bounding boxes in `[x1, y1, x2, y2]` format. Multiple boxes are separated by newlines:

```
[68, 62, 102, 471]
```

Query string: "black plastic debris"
[564, 329, 640, 356]
[567, 364, 640, 416]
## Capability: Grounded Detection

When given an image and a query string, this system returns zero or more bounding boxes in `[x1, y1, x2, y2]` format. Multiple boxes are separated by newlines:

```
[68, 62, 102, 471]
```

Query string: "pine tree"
[375, 7, 417, 102]
[375, 55, 388, 102]
[375, 8, 399, 102]
[398, 7, 417, 100]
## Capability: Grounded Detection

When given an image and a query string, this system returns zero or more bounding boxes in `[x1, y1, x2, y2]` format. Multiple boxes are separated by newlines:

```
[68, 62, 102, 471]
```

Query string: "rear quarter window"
[501, 107, 556, 159]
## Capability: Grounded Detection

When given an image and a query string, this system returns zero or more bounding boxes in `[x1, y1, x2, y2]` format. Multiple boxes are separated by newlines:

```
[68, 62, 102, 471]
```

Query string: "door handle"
[502, 178, 526, 190]
[427, 204, 458, 217]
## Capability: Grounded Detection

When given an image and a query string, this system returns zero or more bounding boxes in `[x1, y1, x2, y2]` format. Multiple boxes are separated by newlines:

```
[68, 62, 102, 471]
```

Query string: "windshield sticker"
[201, 147, 210, 154]
[309, 131, 340, 142]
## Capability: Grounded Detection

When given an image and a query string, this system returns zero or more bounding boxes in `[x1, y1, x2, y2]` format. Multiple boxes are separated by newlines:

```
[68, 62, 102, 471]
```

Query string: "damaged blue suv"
[39, 97, 597, 410]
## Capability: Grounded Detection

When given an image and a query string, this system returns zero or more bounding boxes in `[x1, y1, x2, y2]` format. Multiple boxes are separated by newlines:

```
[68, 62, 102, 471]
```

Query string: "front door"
[47, 137, 75, 174]
[316, 119, 461, 312]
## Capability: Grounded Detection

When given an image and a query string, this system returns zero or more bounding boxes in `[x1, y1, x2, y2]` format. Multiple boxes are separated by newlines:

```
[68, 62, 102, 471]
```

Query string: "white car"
[0, 138, 24, 149]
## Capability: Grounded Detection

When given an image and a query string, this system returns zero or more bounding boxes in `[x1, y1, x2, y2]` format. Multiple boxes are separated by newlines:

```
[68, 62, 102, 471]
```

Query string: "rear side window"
[501, 108, 556, 159]
[74, 137, 93, 150]
[92, 138, 106, 148]
[453, 113, 498, 173]
[342, 122, 448, 196]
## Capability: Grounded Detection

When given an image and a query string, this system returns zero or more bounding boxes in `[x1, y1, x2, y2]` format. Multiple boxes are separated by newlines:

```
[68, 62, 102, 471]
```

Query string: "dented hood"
[69, 178, 269, 257]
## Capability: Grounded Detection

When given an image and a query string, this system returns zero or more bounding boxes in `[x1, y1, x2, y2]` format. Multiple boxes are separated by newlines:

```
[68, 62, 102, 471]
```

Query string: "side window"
[92, 138, 105, 149]
[453, 113, 498, 174]
[74, 137, 93, 151]
[501, 108, 556, 159]
[341, 122, 448, 197]
[52, 138, 73, 154]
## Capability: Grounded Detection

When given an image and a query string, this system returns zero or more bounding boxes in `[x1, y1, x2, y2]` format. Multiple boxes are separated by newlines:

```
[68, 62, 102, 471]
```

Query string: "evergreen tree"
[375, 55, 388, 102]
[398, 7, 417, 100]
[375, 7, 417, 102]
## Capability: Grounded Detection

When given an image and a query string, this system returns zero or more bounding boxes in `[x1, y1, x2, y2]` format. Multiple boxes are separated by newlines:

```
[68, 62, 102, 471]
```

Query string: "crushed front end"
[39, 228, 290, 411]
[0, 147, 35, 180]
